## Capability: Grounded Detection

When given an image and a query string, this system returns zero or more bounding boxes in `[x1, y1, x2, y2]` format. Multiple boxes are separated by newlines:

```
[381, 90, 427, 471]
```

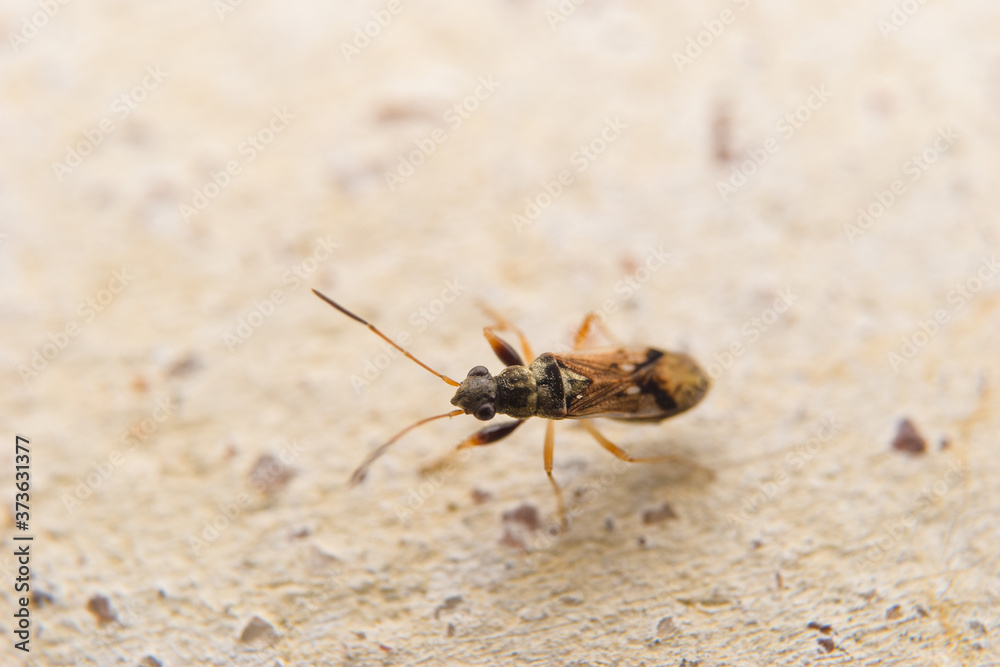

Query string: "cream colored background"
[1, 1, 999, 665]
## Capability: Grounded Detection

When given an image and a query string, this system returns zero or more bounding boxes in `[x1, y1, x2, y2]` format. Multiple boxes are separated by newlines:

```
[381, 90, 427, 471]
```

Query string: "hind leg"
[582, 420, 714, 478]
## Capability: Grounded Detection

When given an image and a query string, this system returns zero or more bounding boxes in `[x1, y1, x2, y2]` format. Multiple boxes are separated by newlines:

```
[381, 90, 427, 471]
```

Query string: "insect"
[313, 288, 711, 527]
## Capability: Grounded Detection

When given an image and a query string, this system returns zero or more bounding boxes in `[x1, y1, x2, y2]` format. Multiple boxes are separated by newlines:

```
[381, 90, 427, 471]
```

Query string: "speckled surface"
[2, 1, 999, 665]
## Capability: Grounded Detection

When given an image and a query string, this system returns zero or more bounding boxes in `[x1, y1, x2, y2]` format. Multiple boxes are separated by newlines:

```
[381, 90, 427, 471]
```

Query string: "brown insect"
[313, 289, 711, 527]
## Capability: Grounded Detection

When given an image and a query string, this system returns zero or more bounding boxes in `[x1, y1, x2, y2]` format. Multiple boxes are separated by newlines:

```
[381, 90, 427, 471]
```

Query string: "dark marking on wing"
[556, 348, 669, 419]
[639, 373, 677, 412]
[638, 348, 664, 369]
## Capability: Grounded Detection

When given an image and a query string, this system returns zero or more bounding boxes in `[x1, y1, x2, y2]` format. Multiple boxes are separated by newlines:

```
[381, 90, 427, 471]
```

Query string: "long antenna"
[349, 409, 464, 486]
[312, 289, 460, 387]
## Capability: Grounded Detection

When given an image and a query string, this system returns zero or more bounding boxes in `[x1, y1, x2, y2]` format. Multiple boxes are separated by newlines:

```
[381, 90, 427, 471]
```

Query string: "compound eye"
[474, 403, 495, 421]
[468, 365, 489, 377]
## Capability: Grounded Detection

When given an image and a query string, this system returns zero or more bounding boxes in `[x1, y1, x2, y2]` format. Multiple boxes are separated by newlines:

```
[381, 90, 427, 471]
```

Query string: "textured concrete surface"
[2, 1, 999, 665]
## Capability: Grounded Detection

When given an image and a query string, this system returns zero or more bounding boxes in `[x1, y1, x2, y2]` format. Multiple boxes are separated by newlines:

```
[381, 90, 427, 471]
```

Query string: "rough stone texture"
[2, 1, 999, 665]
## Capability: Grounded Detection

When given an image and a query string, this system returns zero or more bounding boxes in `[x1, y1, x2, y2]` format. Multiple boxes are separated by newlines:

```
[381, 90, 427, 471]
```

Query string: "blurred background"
[2, 0, 999, 664]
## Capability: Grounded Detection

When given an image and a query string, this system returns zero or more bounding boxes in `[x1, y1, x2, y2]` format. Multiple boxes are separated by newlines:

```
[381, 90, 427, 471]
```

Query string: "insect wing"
[556, 347, 678, 420]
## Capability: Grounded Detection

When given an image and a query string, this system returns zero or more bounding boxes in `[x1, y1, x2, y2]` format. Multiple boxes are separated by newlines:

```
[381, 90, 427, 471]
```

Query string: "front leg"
[456, 419, 527, 449]
[479, 301, 535, 365]
[420, 419, 527, 477]
[483, 329, 524, 367]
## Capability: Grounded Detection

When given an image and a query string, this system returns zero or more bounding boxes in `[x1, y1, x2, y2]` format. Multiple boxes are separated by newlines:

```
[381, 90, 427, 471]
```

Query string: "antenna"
[312, 289, 460, 387]
[348, 409, 464, 486]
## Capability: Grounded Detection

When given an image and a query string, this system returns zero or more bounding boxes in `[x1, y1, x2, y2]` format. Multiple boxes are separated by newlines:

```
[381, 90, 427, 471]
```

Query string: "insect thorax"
[495, 353, 590, 420]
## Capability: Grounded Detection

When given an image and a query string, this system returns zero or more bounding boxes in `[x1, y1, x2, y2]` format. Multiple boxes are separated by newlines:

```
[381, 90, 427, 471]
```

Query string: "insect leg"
[455, 419, 526, 450]
[478, 301, 535, 362]
[418, 419, 526, 477]
[483, 329, 524, 366]
[572, 313, 620, 350]
[544, 421, 567, 530]
[581, 420, 714, 477]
